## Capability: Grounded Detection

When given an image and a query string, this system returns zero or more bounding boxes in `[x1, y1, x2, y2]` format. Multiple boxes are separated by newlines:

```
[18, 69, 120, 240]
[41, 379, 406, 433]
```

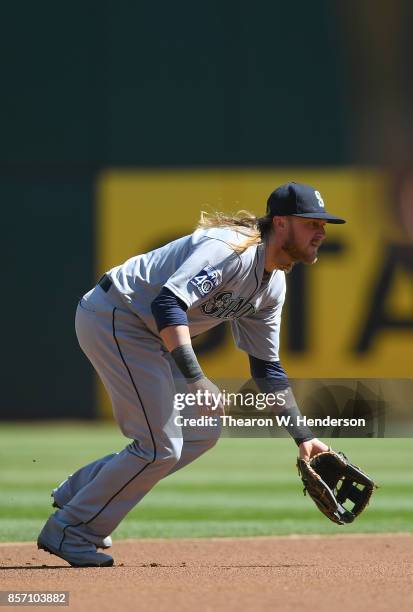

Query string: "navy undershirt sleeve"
[248, 355, 290, 392]
[151, 286, 189, 333]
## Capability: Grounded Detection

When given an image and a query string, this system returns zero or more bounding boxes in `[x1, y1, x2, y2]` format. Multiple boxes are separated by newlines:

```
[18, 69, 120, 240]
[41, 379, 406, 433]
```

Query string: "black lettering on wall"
[356, 244, 413, 352]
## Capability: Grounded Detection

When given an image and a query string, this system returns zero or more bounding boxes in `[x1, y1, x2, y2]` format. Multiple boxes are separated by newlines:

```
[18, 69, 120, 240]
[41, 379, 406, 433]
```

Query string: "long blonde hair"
[196, 210, 273, 253]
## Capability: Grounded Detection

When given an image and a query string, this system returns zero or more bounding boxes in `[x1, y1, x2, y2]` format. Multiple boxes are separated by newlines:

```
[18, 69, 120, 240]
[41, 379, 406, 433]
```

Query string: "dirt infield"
[0, 534, 412, 611]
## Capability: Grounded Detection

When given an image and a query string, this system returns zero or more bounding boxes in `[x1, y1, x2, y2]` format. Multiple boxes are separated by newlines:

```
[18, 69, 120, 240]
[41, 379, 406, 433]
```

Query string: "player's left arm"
[231, 284, 327, 459]
[248, 355, 328, 460]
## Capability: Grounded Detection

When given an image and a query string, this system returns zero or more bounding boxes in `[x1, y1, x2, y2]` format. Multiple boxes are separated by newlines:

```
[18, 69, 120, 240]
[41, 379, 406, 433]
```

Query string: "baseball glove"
[296, 449, 376, 525]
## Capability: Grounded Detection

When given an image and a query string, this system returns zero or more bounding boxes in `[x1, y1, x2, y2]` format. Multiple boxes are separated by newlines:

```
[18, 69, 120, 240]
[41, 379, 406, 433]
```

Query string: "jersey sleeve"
[230, 283, 286, 361]
[164, 237, 241, 309]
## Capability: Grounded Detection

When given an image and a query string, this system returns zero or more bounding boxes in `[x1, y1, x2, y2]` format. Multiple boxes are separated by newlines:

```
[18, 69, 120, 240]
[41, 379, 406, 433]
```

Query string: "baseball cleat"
[37, 538, 114, 568]
[51, 492, 112, 549]
[37, 515, 114, 568]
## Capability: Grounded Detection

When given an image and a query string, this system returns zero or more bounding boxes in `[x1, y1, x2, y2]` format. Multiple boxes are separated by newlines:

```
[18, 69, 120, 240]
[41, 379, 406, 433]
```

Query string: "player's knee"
[156, 437, 183, 465]
[130, 437, 183, 467]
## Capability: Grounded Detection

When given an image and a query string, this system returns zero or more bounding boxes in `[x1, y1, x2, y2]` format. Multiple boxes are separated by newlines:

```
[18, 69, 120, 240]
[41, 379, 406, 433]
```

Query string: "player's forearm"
[151, 287, 204, 382]
[248, 356, 314, 446]
[252, 378, 314, 445]
[159, 326, 204, 383]
[277, 387, 314, 446]
[160, 325, 192, 352]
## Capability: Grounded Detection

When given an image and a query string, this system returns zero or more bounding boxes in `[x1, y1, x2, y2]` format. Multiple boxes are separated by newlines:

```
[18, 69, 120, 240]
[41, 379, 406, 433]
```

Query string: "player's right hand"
[186, 377, 224, 416]
[298, 438, 329, 462]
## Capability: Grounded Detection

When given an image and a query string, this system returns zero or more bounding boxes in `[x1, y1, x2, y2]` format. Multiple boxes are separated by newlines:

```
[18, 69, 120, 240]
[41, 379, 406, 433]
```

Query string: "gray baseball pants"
[50, 283, 221, 547]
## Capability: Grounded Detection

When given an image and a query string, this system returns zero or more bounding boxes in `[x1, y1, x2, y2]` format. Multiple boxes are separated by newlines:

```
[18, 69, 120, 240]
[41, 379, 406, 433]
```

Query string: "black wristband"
[277, 387, 314, 446]
[170, 344, 204, 383]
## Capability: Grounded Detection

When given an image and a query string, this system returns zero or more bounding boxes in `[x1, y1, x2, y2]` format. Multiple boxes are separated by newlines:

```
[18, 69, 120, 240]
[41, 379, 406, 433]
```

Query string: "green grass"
[0, 423, 412, 542]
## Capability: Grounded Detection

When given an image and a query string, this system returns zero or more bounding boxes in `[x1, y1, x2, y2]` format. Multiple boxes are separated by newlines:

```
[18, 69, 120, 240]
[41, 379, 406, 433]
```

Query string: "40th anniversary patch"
[189, 264, 222, 296]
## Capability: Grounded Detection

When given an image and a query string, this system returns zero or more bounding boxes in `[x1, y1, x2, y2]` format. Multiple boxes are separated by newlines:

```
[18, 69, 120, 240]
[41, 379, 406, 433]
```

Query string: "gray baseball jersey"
[107, 227, 286, 361]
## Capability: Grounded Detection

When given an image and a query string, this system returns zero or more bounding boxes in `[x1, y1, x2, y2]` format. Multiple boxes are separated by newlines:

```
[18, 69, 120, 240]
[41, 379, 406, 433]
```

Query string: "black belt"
[98, 274, 113, 293]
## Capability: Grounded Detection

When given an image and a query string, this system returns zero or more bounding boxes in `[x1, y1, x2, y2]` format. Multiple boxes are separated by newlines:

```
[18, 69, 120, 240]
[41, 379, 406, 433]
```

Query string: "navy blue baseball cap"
[267, 182, 346, 224]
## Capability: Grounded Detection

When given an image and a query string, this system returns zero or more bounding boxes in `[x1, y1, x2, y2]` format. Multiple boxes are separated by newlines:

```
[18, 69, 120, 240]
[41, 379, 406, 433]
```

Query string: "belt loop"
[98, 274, 113, 293]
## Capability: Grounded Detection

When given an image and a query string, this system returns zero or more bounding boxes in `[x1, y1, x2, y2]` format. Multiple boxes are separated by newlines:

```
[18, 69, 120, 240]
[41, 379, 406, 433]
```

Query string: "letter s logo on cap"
[314, 190, 325, 208]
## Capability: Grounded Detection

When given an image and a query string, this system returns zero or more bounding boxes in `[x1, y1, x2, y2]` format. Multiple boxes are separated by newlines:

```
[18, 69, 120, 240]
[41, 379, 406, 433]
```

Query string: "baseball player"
[37, 182, 346, 567]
